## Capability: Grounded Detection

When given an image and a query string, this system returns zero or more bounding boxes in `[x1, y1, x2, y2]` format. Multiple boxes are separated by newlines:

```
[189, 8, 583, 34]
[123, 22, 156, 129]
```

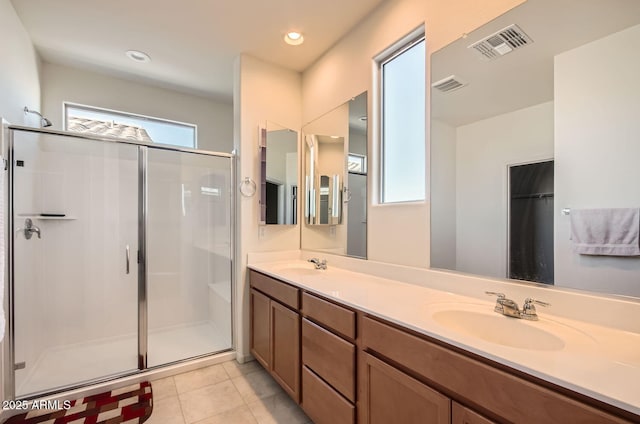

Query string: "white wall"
[0, 0, 41, 126]
[554, 24, 640, 297]
[40, 62, 233, 152]
[430, 119, 456, 269]
[0, 0, 42, 401]
[456, 102, 554, 279]
[234, 54, 302, 361]
[302, 0, 525, 268]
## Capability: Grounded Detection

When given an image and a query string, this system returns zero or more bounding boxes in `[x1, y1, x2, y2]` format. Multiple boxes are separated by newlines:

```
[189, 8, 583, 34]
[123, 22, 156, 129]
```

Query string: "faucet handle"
[521, 298, 550, 321]
[524, 298, 550, 308]
[307, 258, 327, 270]
[485, 291, 506, 313]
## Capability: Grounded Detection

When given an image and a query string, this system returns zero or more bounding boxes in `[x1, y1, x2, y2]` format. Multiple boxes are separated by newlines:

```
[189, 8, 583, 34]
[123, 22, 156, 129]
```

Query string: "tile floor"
[147, 360, 311, 424]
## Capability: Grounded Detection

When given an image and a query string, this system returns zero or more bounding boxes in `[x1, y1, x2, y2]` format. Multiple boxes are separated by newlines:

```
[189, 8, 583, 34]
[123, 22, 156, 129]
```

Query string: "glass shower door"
[11, 131, 140, 397]
[146, 148, 232, 367]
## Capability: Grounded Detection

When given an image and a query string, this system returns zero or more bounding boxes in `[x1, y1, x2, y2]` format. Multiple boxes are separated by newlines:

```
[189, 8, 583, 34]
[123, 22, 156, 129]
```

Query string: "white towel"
[570, 208, 640, 256]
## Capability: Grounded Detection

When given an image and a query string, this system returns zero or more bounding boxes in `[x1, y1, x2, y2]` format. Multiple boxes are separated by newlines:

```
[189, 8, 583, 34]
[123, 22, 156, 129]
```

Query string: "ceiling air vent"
[432, 75, 468, 93]
[468, 24, 533, 61]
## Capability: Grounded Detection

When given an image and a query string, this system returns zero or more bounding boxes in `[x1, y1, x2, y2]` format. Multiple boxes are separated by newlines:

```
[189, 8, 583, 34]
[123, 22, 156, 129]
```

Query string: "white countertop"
[248, 259, 640, 416]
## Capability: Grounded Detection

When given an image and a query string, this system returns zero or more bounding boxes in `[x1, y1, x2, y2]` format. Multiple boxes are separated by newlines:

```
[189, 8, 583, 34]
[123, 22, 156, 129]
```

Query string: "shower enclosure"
[5, 126, 234, 398]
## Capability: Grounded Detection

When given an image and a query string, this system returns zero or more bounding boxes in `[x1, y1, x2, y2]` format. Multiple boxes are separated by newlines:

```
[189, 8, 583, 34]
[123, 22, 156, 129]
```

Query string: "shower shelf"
[18, 214, 77, 220]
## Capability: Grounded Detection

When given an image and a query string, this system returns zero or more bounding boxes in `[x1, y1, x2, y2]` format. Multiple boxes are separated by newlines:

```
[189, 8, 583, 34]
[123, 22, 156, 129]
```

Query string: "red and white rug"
[4, 381, 153, 424]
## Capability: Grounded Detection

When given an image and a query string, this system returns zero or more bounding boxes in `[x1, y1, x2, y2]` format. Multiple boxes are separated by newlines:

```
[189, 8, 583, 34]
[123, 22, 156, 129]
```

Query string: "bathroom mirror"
[304, 135, 344, 226]
[260, 122, 299, 225]
[430, 0, 640, 298]
[302, 92, 368, 258]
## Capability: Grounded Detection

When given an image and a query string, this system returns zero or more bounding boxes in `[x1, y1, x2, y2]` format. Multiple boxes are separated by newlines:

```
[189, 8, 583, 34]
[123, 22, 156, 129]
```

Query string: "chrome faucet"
[308, 258, 327, 270]
[485, 292, 549, 320]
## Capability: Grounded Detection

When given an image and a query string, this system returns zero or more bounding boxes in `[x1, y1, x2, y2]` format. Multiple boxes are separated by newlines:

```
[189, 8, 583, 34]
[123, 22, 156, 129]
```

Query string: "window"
[348, 153, 367, 174]
[64, 103, 197, 148]
[379, 35, 425, 203]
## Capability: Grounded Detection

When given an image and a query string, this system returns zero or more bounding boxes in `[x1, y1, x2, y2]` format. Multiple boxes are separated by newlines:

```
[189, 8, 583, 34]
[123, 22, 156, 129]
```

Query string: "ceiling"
[11, 0, 386, 102]
[431, 0, 640, 127]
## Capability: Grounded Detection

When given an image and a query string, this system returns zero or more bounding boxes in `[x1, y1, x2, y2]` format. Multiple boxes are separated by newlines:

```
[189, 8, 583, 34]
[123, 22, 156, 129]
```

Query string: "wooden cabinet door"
[360, 352, 450, 424]
[271, 300, 301, 402]
[452, 402, 496, 424]
[250, 288, 271, 369]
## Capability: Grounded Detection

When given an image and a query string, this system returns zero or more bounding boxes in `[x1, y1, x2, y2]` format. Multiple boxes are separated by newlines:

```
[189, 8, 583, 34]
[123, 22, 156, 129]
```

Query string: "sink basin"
[432, 309, 566, 351]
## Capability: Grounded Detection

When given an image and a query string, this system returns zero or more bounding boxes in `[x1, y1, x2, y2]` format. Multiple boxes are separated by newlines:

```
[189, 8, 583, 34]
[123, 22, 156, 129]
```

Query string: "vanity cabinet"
[361, 315, 632, 424]
[300, 292, 357, 424]
[249, 271, 301, 403]
[248, 269, 638, 424]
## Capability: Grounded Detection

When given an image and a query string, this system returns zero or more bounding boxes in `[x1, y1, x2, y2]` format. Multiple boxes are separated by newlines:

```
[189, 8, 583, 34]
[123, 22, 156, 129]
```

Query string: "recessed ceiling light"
[284, 31, 304, 46]
[126, 50, 151, 63]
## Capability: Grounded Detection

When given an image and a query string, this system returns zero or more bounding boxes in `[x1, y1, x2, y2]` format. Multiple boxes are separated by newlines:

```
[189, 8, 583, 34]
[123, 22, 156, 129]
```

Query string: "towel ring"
[239, 177, 257, 197]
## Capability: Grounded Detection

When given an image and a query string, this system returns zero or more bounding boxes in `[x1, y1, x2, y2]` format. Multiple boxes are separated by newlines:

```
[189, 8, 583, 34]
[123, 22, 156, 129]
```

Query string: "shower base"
[16, 321, 231, 398]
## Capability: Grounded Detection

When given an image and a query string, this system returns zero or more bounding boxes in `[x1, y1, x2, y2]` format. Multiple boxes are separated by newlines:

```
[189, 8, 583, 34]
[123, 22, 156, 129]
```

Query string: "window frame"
[63, 102, 198, 149]
[348, 153, 367, 175]
[376, 28, 426, 204]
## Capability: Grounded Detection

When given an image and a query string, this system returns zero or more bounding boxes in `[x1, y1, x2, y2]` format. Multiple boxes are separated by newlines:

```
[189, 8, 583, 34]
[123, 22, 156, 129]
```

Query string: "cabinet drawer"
[302, 318, 355, 402]
[250, 270, 299, 309]
[362, 316, 630, 424]
[302, 292, 355, 339]
[302, 365, 355, 424]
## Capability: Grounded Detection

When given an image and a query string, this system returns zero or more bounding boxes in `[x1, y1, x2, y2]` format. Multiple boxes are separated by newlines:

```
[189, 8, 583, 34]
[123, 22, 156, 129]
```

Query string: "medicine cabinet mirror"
[259, 122, 299, 225]
[302, 92, 368, 258]
[429, 0, 640, 298]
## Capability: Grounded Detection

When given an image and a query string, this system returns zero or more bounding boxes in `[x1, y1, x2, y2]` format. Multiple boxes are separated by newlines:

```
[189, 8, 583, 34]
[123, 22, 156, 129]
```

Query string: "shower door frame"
[4, 125, 236, 400]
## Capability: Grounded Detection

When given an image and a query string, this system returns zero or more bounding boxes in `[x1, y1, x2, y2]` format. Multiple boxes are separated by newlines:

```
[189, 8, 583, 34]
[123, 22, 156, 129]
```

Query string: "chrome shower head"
[24, 106, 52, 128]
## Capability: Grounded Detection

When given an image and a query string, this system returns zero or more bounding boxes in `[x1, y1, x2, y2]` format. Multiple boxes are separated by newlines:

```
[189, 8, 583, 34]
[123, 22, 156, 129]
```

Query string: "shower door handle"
[23, 218, 41, 240]
[126, 245, 130, 274]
